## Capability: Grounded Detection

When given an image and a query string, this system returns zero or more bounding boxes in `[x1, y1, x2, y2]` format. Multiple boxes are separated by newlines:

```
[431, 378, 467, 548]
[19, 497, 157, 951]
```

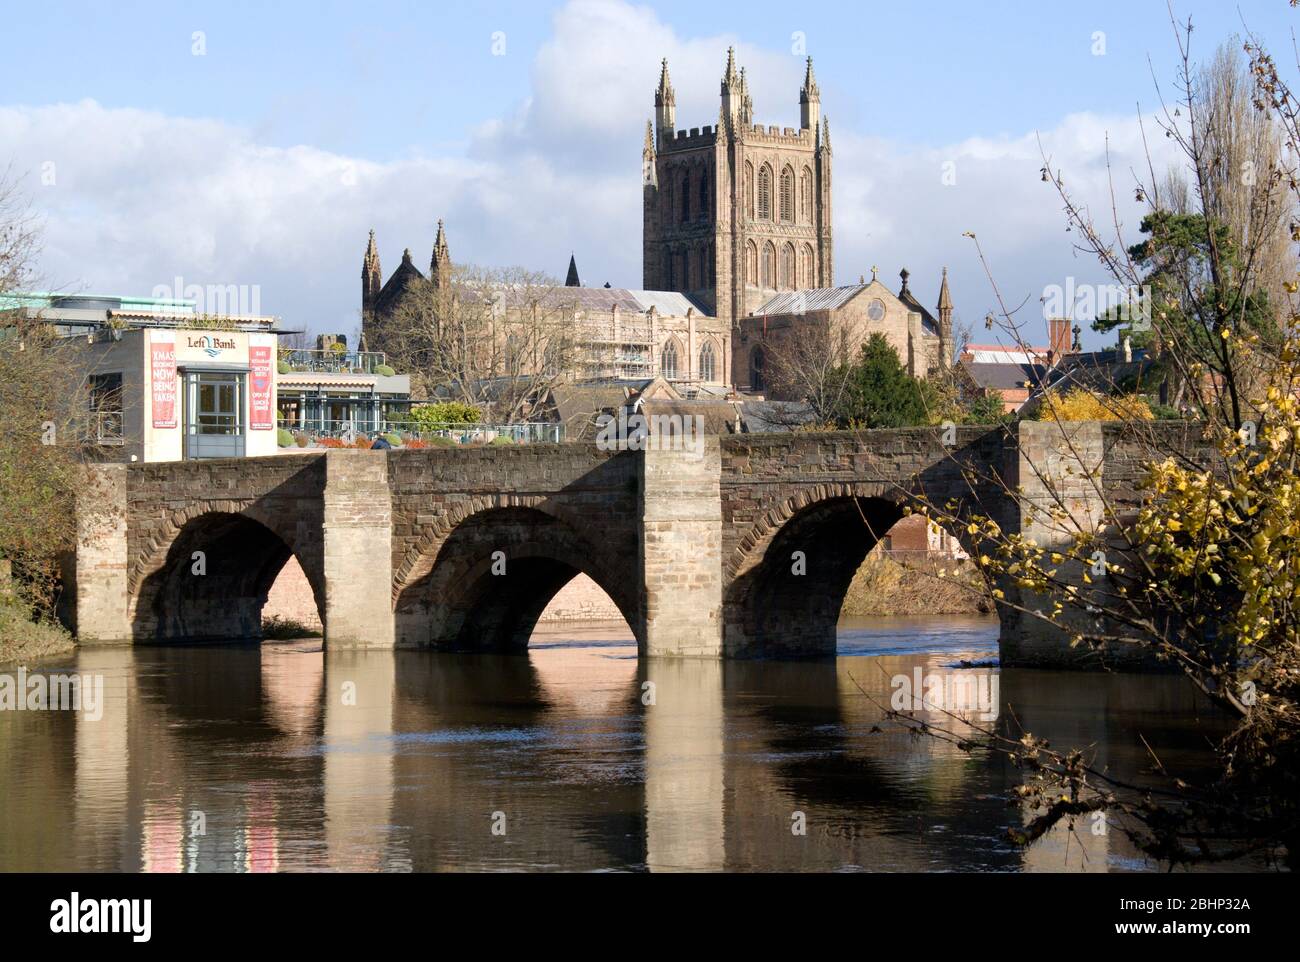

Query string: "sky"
[2, 0, 1297, 348]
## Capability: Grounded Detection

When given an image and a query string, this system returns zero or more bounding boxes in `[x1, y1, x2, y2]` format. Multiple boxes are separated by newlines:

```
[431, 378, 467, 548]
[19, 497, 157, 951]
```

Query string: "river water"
[0, 615, 1260, 872]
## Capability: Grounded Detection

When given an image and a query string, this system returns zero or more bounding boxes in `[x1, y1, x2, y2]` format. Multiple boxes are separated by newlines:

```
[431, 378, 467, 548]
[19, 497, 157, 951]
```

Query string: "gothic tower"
[642, 49, 834, 330]
[362, 229, 382, 315]
[430, 218, 451, 289]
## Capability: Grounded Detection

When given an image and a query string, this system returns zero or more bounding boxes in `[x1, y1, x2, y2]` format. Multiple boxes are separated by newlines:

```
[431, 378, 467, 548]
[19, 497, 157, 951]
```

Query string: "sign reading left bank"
[149, 331, 177, 429]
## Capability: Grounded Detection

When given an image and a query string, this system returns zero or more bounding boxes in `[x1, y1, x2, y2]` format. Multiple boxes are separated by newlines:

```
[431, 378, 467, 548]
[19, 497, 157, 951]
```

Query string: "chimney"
[1047, 318, 1070, 361]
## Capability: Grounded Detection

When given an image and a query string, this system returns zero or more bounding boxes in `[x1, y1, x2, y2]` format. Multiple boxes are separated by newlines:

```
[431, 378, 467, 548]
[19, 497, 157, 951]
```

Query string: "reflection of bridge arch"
[394, 506, 639, 651]
[724, 485, 982, 659]
[131, 511, 324, 642]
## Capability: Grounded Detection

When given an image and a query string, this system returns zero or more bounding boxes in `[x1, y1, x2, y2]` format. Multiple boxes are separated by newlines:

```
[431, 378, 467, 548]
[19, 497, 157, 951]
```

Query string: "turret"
[655, 59, 675, 136]
[720, 47, 742, 126]
[800, 57, 820, 132]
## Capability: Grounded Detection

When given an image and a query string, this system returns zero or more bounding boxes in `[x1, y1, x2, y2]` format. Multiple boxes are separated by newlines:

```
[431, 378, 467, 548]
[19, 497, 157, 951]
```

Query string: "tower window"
[800, 167, 813, 222]
[699, 175, 709, 221]
[744, 162, 754, 219]
[780, 166, 794, 223]
[679, 171, 691, 223]
[758, 165, 772, 220]
[801, 244, 815, 287]
[781, 243, 795, 289]
[746, 241, 758, 286]
[761, 242, 775, 288]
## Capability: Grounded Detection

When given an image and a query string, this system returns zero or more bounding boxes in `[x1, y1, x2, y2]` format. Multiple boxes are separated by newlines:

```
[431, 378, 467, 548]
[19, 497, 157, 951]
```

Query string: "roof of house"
[958, 358, 1046, 392]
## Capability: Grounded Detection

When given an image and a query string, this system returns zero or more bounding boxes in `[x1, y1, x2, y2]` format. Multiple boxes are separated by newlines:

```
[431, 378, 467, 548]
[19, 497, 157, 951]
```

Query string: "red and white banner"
[149, 331, 177, 429]
[249, 334, 274, 431]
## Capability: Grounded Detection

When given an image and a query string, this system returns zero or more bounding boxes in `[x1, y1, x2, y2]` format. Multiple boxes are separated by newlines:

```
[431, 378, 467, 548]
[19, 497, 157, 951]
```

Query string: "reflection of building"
[2, 292, 284, 462]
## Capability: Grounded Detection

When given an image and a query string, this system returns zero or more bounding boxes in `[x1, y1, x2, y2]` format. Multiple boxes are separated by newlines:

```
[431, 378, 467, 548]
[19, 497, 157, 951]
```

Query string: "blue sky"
[2, 0, 1296, 346]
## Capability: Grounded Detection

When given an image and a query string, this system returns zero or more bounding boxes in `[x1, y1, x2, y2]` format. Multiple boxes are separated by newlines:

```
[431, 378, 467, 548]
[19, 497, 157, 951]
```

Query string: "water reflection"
[0, 617, 1258, 872]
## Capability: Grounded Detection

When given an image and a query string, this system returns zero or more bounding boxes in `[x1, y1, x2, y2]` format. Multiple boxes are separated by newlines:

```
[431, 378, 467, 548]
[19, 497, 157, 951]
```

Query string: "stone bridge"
[67, 421, 1201, 667]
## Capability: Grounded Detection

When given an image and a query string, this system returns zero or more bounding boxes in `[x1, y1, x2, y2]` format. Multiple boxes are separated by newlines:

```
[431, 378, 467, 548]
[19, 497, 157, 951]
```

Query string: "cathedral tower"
[642, 49, 834, 329]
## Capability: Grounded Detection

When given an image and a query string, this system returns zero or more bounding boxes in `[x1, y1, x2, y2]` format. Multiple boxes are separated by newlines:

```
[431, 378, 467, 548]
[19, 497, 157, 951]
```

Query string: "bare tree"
[379, 263, 581, 424]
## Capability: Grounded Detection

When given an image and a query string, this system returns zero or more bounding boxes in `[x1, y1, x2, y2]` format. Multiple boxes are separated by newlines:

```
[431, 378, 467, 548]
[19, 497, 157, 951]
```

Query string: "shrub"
[295, 433, 309, 448]
[352, 436, 372, 449]
[276, 427, 294, 447]
[1033, 388, 1154, 422]
[374, 364, 395, 377]
[410, 401, 480, 428]
[0, 601, 75, 664]
[261, 615, 320, 640]
[403, 438, 428, 449]
[277, 360, 291, 375]
[383, 433, 401, 446]
[317, 437, 347, 448]
[489, 434, 515, 446]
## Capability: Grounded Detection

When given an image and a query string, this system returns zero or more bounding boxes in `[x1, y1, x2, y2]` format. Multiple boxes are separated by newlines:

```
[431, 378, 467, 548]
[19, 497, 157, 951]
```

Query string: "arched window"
[698, 174, 709, 221]
[801, 244, 815, 288]
[779, 166, 794, 223]
[746, 240, 758, 286]
[781, 243, 795, 289]
[800, 167, 812, 222]
[761, 242, 775, 289]
[661, 340, 680, 380]
[750, 346, 766, 391]
[744, 162, 754, 220]
[758, 164, 772, 220]
[679, 171, 691, 223]
[699, 340, 716, 382]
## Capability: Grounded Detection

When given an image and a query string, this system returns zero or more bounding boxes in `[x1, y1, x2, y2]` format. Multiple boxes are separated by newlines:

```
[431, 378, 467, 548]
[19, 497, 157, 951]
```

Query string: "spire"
[739, 67, 753, 126]
[655, 58, 676, 133]
[362, 229, 383, 310]
[937, 267, 954, 371]
[937, 267, 952, 311]
[430, 219, 451, 288]
[821, 116, 832, 152]
[643, 119, 657, 188]
[801, 57, 820, 101]
[565, 254, 581, 287]
[644, 119, 654, 152]
[722, 46, 739, 88]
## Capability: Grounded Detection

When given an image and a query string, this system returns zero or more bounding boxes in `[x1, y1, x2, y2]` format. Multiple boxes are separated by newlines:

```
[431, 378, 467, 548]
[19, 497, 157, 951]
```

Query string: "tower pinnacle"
[655, 58, 676, 133]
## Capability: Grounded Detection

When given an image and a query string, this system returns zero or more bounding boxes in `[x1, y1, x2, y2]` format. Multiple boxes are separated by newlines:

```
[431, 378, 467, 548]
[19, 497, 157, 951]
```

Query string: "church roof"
[754, 285, 869, 314]
[624, 290, 708, 315]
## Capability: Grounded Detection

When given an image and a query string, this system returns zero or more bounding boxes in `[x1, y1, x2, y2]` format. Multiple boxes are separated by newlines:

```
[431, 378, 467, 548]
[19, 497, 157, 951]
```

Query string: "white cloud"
[0, 0, 1183, 348]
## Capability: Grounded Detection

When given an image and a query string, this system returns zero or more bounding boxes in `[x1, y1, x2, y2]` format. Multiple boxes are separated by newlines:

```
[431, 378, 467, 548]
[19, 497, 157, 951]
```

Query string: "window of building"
[699, 341, 716, 382]
[698, 174, 709, 221]
[744, 162, 754, 219]
[679, 171, 691, 223]
[780, 166, 794, 223]
[88, 372, 123, 445]
[750, 346, 766, 391]
[867, 298, 886, 321]
[661, 341, 679, 380]
[761, 242, 775, 288]
[758, 164, 772, 220]
[746, 241, 758, 286]
[800, 167, 812, 222]
[801, 244, 815, 287]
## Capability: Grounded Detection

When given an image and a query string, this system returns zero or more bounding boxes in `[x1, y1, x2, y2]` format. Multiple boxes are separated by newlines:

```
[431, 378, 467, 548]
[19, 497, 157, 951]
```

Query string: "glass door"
[183, 371, 246, 459]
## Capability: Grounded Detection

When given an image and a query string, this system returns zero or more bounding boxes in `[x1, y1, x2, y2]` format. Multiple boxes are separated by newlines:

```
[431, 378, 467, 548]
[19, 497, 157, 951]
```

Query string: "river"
[0, 615, 1260, 872]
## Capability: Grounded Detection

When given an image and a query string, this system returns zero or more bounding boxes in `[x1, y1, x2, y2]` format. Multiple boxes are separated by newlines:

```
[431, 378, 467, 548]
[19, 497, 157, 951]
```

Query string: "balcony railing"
[278, 349, 391, 375]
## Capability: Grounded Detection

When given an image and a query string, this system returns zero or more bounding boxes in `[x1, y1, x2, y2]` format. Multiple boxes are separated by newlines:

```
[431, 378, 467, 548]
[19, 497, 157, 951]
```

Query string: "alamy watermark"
[595, 409, 706, 454]
[890, 668, 999, 721]
[0, 669, 105, 721]
[150, 276, 262, 317]
[1041, 280, 1152, 332]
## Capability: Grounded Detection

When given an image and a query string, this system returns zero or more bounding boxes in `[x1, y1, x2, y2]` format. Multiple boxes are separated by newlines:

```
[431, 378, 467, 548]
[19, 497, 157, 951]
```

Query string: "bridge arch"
[724, 483, 981, 659]
[131, 510, 324, 643]
[394, 505, 639, 651]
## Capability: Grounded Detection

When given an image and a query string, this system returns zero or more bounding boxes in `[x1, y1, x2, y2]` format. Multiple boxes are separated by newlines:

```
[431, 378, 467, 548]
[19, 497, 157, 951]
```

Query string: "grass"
[841, 552, 993, 617]
[0, 601, 77, 664]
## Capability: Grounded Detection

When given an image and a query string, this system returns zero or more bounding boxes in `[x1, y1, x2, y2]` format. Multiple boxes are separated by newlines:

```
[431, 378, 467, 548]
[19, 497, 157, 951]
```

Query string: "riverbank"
[840, 553, 993, 617]
[0, 602, 77, 664]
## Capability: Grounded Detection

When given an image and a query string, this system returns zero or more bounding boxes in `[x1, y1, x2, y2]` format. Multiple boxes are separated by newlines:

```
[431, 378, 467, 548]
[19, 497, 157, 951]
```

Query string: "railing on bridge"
[277, 418, 565, 447]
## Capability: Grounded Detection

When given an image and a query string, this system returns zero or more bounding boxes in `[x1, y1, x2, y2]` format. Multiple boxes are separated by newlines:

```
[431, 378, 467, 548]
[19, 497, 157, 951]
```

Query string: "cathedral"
[359, 49, 952, 402]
